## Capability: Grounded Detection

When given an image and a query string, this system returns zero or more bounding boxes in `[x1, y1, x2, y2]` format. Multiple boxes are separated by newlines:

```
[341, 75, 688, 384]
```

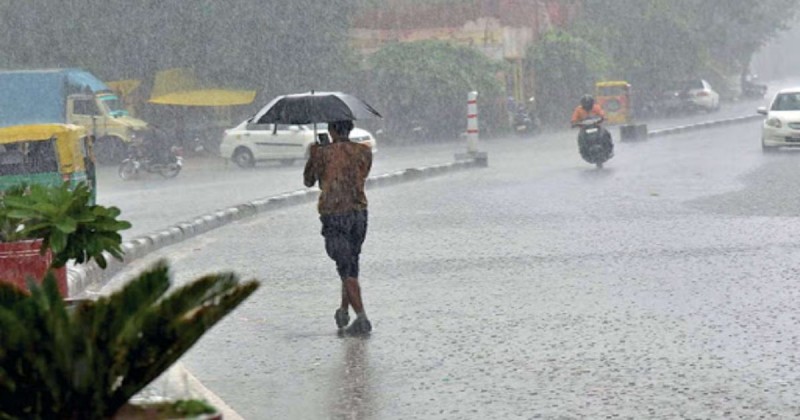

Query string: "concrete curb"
[68, 156, 484, 297]
[647, 114, 763, 138]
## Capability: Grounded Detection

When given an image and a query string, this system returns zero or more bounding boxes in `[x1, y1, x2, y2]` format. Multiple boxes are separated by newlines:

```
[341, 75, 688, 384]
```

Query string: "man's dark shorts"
[320, 210, 368, 280]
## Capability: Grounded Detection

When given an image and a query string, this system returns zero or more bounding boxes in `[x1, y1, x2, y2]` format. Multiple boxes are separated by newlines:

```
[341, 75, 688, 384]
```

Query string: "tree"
[525, 30, 610, 126]
[573, 0, 707, 95]
[573, 0, 800, 99]
[689, 0, 800, 73]
[366, 40, 505, 140]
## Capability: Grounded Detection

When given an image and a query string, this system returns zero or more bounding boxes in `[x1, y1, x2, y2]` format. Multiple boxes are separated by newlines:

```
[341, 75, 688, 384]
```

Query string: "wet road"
[95, 95, 771, 240]
[103, 113, 800, 418]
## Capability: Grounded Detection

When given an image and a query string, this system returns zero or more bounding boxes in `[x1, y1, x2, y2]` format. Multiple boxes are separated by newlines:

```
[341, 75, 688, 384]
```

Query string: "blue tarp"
[0, 69, 111, 128]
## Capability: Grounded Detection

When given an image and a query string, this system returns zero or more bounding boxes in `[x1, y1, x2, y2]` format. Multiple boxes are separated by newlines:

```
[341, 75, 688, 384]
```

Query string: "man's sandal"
[334, 308, 350, 329]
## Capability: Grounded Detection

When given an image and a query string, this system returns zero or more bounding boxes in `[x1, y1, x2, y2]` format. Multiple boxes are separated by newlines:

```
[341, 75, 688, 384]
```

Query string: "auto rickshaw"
[595, 81, 633, 125]
[0, 124, 96, 203]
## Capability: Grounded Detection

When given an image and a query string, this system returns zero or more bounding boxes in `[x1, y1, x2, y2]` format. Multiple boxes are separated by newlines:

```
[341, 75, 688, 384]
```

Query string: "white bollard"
[455, 91, 487, 166]
[467, 91, 479, 154]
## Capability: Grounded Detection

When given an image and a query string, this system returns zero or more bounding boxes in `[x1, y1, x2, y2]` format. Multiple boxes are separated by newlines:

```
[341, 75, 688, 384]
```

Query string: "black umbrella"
[253, 91, 382, 125]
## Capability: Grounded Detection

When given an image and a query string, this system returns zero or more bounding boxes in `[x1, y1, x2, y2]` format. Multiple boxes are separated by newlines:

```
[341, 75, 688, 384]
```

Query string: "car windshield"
[771, 93, 800, 111]
[682, 80, 704, 90]
[98, 95, 129, 117]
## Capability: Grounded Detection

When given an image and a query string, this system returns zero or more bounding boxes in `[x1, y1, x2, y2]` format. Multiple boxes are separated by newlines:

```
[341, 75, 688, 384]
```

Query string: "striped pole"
[467, 91, 479, 154]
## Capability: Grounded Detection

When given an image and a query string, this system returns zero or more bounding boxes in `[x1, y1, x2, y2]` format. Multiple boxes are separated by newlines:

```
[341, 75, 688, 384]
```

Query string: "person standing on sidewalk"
[304, 120, 373, 336]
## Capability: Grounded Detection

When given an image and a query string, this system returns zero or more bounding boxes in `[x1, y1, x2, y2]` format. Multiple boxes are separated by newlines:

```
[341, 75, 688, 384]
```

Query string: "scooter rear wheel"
[159, 163, 181, 178]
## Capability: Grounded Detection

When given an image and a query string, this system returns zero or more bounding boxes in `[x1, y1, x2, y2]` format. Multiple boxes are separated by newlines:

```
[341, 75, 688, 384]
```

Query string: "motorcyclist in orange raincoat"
[571, 95, 614, 157]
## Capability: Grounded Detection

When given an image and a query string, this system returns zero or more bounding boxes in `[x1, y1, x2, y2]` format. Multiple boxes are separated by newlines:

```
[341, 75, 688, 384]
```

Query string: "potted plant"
[0, 261, 259, 419]
[0, 182, 260, 418]
[0, 182, 130, 296]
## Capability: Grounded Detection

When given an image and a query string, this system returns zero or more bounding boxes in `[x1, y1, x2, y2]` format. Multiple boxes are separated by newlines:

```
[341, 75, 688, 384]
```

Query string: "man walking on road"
[304, 120, 373, 336]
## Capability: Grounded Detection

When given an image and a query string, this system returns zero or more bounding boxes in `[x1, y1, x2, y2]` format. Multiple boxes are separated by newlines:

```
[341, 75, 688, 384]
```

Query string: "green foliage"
[526, 30, 611, 126]
[574, 0, 800, 97]
[0, 182, 131, 269]
[366, 40, 505, 139]
[0, 261, 260, 419]
[168, 399, 217, 416]
[688, 0, 800, 70]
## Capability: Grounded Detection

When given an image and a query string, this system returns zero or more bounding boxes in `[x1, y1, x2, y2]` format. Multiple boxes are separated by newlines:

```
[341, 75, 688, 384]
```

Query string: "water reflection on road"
[329, 338, 375, 420]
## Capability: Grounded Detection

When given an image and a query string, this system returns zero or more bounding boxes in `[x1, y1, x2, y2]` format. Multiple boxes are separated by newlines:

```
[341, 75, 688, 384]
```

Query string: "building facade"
[350, 0, 581, 101]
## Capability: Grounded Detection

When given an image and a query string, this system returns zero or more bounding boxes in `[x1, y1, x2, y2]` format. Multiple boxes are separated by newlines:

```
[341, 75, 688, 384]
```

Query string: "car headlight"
[766, 118, 782, 128]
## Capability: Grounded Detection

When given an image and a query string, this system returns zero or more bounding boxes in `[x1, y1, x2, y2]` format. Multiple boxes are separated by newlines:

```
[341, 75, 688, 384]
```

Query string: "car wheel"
[233, 147, 255, 168]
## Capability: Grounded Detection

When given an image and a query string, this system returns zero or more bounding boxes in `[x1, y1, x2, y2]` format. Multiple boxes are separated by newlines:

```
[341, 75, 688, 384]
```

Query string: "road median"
[648, 114, 763, 138]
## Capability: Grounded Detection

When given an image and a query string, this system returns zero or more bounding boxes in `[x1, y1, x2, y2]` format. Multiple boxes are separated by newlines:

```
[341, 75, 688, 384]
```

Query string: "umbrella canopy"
[253, 91, 382, 125]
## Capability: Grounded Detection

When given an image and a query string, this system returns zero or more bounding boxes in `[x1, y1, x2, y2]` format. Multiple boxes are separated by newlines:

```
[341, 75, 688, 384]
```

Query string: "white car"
[219, 120, 377, 168]
[759, 87, 800, 152]
[682, 79, 720, 112]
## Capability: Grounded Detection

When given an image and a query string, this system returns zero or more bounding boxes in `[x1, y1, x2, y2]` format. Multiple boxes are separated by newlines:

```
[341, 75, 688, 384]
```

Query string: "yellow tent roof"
[148, 89, 257, 107]
[596, 81, 630, 88]
[148, 68, 256, 106]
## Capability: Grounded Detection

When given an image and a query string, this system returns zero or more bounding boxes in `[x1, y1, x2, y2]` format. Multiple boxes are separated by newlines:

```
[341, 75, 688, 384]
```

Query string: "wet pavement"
[95, 94, 771, 241]
[103, 117, 800, 418]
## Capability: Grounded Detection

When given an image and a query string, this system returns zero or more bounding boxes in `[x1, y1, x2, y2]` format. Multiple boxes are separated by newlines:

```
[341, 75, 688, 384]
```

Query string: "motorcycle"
[513, 109, 539, 136]
[574, 116, 613, 169]
[118, 145, 183, 180]
[741, 75, 767, 100]
[512, 98, 539, 136]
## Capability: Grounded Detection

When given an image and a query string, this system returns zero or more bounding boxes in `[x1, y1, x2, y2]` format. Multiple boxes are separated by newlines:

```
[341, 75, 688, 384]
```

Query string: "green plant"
[169, 399, 217, 416]
[114, 399, 218, 419]
[0, 260, 259, 419]
[525, 30, 611, 127]
[367, 40, 505, 140]
[0, 182, 131, 269]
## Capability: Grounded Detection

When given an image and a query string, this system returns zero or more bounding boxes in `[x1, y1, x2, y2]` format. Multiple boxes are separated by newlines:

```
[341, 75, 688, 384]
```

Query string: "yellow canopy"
[148, 68, 256, 107]
[0, 124, 88, 172]
[148, 89, 257, 107]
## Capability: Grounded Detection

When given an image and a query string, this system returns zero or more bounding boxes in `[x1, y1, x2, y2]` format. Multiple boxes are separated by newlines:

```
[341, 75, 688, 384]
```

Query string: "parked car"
[681, 79, 720, 112]
[219, 120, 377, 168]
[758, 87, 800, 152]
[661, 79, 720, 115]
